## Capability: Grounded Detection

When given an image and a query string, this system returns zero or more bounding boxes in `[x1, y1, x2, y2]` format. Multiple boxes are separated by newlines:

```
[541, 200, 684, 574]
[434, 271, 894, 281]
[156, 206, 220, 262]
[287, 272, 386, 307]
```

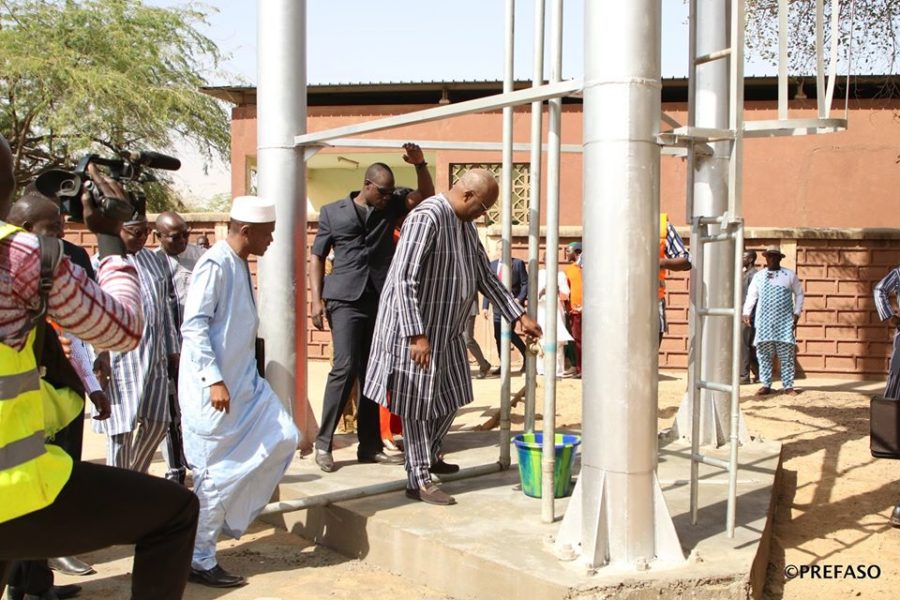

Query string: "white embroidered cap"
[230, 195, 276, 223]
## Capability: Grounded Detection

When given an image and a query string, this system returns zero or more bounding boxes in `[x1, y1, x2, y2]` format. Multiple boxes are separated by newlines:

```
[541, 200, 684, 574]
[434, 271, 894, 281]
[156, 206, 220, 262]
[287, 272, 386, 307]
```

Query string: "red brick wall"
[67, 217, 900, 380]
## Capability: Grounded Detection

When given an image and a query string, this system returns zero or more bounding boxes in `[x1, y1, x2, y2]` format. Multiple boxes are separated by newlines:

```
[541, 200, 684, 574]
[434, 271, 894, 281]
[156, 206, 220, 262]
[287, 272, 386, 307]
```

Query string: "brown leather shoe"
[755, 386, 772, 396]
[405, 483, 456, 505]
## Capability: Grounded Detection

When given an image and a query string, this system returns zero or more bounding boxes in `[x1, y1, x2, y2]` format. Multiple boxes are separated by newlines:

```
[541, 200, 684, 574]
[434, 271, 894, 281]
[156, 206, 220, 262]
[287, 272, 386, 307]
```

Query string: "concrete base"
[264, 429, 781, 600]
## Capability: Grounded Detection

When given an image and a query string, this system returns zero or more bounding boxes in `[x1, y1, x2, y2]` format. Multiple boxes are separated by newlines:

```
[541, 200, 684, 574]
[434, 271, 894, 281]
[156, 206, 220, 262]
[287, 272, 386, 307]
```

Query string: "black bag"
[871, 395, 900, 458]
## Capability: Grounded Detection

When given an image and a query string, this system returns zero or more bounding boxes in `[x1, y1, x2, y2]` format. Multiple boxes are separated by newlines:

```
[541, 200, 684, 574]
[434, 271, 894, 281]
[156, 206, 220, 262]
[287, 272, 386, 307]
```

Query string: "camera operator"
[0, 134, 199, 600]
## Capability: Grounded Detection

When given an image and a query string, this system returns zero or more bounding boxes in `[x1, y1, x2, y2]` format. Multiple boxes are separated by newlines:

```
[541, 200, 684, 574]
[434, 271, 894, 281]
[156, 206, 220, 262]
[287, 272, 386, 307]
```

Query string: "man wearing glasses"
[94, 214, 180, 472]
[154, 211, 206, 484]
[310, 143, 434, 472]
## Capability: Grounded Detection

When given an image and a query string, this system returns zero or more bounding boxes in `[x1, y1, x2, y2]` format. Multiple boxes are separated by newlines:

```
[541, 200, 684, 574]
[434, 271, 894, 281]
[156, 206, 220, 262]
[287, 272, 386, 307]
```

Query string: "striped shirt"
[0, 225, 142, 352]
[365, 195, 524, 420]
[93, 249, 178, 434]
[874, 267, 900, 322]
[665, 222, 690, 261]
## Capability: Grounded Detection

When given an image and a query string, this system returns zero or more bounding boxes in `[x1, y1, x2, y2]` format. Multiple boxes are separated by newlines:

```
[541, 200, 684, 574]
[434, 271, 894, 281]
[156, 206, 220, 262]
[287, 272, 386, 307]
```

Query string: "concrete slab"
[265, 427, 782, 600]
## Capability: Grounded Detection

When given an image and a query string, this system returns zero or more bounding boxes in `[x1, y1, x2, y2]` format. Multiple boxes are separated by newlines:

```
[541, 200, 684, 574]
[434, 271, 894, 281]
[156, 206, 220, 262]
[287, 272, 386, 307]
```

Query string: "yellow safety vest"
[0, 222, 82, 523]
[658, 213, 668, 300]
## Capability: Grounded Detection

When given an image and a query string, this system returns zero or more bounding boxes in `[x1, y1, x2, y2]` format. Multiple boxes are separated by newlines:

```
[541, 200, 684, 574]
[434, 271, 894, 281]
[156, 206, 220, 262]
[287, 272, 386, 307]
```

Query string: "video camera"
[34, 150, 181, 223]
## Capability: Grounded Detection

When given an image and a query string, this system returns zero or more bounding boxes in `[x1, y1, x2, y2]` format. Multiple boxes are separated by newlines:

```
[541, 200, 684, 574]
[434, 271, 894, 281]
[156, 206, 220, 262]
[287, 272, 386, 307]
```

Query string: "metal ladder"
[683, 0, 747, 539]
[657, 0, 849, 539]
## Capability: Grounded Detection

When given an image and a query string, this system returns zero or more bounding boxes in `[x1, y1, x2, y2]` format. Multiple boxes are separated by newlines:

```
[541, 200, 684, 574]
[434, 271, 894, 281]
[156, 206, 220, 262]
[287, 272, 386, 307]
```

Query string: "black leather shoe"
[315, 449, 335, 473]
[188, 564, 246, 588]
[358, 451, 403, 465]
[430, 460, 460, 475]
[7, 584, 82, 600]
[48, 556, 95, 576]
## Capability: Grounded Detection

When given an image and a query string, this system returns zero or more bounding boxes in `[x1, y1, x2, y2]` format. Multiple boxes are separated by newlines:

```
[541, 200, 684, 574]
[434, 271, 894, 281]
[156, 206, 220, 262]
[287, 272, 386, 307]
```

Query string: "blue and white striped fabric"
[93, 248, 178, 435]
[874, 267, 900, 398]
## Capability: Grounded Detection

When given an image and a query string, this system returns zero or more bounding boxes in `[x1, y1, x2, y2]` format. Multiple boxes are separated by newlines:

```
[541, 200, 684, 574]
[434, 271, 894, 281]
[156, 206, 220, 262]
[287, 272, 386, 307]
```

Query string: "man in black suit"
[482, 253, 529, 373]
[309, 143, 434, 472]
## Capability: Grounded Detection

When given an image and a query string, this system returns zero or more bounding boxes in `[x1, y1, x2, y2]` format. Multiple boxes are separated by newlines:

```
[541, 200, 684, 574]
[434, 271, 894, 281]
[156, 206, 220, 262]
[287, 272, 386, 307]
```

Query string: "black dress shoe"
[48, 556, 95, 576]
[188, 564, 246, 588]
[358, 451, 403, 465]
[315, 449, 335, 472]
[430, 460, 460, 475]
[7, 584, 82, 600]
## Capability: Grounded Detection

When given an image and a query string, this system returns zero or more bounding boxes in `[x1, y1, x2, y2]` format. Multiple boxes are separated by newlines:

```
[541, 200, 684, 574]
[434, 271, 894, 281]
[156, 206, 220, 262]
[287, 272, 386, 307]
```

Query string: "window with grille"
[449, 163, 530, 225]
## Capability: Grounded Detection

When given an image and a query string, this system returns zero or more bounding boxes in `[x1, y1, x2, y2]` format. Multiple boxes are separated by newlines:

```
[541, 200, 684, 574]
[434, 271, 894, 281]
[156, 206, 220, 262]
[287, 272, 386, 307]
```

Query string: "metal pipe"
[694, 48, 732, 65]
[698, 308, 737, 317]
[691, 453, 730, 470]
[498, 0, 515, 470]
[555, 0, 681, 567]
[778, 0, 789, 120]
[685, 0, 734, 449]
[260, 463, 503, 517]
[729, 0, 746, 218]
[293, 80, 581, 147]
[256, 0, 308, 431]
[685, 0, 698, 222]
[816, 0, 825, 118]
[320, 138, 583, 153]
[689, 220, 704, 524]
[541, 0, 563, 525]
[823, 0, 840, 118]
[524, 0, 545, 434]
[726, 224, 745, 537]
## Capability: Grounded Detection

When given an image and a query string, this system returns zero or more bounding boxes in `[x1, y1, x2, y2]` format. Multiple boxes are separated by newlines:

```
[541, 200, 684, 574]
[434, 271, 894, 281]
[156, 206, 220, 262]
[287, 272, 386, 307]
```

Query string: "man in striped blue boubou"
[364, 169, 542, 506]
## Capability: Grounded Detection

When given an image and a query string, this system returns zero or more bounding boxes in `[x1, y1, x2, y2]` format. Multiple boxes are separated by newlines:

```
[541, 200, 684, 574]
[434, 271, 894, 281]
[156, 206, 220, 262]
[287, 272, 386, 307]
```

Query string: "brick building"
[189, 77, 900, 379]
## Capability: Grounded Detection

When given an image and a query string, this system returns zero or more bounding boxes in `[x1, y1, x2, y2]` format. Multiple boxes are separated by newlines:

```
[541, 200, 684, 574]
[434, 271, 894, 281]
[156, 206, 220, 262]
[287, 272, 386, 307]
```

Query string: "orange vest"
[658, 213, 668, 300]
[564, 262, 583, 310]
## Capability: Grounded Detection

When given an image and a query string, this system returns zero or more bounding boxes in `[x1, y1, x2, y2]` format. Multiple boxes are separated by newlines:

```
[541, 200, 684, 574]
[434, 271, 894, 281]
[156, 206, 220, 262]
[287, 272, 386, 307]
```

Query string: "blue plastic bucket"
[513, 432, 581, 498]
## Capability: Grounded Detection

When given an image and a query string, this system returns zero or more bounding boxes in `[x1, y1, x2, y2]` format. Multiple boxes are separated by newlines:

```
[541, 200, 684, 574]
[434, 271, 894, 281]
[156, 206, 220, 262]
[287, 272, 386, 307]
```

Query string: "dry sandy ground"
[526, 372, 898, 600]
[10, 372, 897, 600]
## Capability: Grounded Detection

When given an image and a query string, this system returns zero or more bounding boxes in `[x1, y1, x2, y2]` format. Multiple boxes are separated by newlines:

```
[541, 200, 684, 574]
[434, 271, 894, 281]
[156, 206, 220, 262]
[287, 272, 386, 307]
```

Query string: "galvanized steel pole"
[256, 0, 308, 429]
[540, 0, 563, 524]
[694, 0, 732, 447]
[555, 0, 682, 568]
[524, 0, 545, 433]
[498, 0, 516, 470]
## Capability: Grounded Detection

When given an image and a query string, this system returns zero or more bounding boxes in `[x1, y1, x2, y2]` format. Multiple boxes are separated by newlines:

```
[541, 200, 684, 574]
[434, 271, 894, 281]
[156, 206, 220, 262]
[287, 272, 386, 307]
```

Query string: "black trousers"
[317, 294, 382, 457]
[0, 460, 198, 600]
[493, 319, 528, 364]
[741, 323, 759, 380]
[8, 411, 86, 595]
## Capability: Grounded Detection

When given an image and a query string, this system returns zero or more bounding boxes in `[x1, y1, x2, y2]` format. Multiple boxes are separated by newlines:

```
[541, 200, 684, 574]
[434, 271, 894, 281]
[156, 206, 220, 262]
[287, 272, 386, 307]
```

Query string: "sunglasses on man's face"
[366, 180, 395, 196]
[122, 226, 149, 239]
[160, 229, 191, 241]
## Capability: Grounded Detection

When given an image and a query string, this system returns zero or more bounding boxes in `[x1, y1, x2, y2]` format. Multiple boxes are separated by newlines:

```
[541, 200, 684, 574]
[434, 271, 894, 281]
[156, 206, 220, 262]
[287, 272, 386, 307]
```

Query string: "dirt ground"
[15, 371, 897, 600]
[526, 372, 898, 600]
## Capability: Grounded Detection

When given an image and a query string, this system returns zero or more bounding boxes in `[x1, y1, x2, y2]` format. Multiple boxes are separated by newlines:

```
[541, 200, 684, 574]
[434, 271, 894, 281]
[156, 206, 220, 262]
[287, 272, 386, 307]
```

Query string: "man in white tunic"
[365, 170, 541, 505]
[179, 196, 299, 588]
[742, 245, 804, 396]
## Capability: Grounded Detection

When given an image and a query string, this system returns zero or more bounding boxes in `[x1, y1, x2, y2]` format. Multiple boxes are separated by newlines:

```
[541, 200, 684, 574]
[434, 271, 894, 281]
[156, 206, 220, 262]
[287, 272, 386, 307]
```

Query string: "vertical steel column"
[498, 0, 516, 469]
[704, 0, 733, 447]
[555, 0, 682, 568]
[256, 0, 308, 431]
[687, 0, 735, 447]
[524, 0, 545, 433]
[540, 0, 562, 524]
[816, 0, 826, 118]
[778, 0, 789, 120]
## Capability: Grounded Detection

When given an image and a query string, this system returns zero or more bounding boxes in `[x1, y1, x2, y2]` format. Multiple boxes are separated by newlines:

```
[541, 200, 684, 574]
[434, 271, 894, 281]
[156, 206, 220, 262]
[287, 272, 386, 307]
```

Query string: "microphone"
[122, 150, 181, 171]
